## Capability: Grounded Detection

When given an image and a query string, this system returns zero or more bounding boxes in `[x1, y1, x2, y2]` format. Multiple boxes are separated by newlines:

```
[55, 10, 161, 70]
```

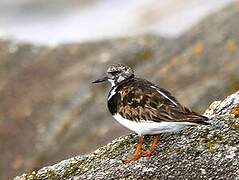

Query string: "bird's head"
[92, 64, 134, 86]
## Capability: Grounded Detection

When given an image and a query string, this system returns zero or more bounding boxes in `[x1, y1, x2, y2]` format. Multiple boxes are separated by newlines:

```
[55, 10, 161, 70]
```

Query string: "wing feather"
[116, 79, 208, 124]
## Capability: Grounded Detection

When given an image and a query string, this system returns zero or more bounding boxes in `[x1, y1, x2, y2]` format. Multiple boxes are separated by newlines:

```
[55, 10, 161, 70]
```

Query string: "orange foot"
[122, 134, 160, 163]
[122, 154, 140, 164]
[141, 150, 154, 157]
[141, 134, 160, 158]
[122, 136, 145, 164]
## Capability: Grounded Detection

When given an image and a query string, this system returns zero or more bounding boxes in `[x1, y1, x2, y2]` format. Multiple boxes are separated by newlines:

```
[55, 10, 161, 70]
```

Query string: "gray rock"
[14, 91, 239, 180]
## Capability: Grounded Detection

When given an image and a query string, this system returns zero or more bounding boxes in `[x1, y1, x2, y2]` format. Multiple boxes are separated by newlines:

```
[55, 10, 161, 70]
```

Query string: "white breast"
[108, 86, 117, 100]
[113, 113, 194, 136]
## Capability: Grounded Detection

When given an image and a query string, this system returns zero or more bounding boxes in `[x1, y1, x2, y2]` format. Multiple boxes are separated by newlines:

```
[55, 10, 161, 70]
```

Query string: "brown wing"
[117, 83, 208, 124]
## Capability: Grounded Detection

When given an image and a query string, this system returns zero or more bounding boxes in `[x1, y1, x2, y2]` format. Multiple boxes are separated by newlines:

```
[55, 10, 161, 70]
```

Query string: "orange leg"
[141, 134, 160, 157]
[123, 136, 145, 163]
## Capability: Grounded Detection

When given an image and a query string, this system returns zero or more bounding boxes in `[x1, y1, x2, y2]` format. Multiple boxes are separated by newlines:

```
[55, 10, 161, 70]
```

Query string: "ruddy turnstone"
[92, 64, 209, 163]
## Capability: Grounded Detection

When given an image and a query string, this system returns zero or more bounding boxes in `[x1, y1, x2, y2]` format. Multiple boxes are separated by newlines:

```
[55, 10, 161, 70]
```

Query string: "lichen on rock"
[15, 91, 239, 180]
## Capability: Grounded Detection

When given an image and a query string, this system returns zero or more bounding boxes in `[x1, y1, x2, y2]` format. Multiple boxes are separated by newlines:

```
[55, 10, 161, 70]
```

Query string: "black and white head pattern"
[107, 64, 134, 86]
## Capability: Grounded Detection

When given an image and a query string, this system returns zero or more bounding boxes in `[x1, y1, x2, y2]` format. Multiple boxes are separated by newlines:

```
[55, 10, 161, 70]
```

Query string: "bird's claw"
[141, 150, 154, 157]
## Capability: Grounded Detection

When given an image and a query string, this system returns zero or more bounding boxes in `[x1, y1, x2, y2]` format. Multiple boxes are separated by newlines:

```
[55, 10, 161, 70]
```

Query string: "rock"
[14, 91, 239, 179]
[1, 2, 239, 179]
[204, 91, 239, 117]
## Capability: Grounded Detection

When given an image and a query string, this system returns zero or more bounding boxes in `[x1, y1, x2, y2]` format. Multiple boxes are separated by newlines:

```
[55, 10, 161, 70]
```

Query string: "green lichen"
[62, 159, 86, 178]
[41, 170, 57, 180]
[24, 171, 37, 180]
[207, 141, 220, 153]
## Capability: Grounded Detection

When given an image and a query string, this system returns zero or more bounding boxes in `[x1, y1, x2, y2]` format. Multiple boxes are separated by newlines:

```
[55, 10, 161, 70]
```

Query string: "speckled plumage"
[108, 77, 208, 125]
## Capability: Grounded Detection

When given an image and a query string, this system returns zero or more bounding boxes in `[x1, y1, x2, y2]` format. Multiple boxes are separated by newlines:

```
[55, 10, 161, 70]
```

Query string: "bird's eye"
[109, 71, 119, 76]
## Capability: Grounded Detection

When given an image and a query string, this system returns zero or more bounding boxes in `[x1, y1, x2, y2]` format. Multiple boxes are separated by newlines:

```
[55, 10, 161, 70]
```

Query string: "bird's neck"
[108, 76, 134, 100]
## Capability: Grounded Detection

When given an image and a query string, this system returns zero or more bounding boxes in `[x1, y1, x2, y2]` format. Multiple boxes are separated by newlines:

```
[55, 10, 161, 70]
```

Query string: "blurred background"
[0, 0, 239, 179]
[0, 0, 236, 45]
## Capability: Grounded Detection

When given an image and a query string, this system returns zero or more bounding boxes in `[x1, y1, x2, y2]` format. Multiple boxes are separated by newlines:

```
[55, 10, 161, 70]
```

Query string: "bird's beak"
[92, 76, 108, 84]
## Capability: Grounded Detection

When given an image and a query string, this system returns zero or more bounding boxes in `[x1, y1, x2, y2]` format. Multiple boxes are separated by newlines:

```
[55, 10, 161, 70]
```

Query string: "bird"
[92, 64, 209, 163]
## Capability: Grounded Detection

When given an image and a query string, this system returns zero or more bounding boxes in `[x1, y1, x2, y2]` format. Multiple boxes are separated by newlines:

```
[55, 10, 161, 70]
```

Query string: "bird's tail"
[186, 114, 210, 125]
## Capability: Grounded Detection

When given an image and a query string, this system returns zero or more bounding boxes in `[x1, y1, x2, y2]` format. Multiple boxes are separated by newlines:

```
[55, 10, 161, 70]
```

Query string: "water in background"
[0, 0, 235, 45]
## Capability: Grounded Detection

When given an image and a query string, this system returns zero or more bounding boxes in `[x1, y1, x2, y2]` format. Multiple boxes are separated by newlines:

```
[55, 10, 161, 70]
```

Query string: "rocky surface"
[15, 91, 239, 180]
[1, 3, 239, 179]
